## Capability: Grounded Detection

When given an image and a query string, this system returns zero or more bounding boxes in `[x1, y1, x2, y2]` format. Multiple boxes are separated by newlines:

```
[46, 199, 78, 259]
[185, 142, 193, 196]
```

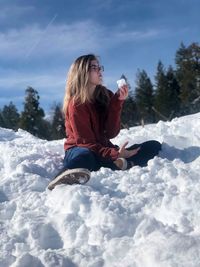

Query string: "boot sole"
[48, 168, 91, 190]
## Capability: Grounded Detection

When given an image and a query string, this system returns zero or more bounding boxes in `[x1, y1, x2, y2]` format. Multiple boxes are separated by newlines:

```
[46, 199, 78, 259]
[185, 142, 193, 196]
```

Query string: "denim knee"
[63, 147, 99, 171]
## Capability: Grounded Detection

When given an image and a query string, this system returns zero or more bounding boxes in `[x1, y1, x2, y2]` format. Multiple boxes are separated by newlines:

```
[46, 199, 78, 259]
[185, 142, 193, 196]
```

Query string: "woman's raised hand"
[118, 141, 140, 158]
[117, 84, 128, 100]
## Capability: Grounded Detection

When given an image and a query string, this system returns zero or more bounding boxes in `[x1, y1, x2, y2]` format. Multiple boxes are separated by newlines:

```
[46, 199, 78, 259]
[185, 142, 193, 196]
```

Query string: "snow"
[116, 79, 126, 88]
[0, 113, 200, 267]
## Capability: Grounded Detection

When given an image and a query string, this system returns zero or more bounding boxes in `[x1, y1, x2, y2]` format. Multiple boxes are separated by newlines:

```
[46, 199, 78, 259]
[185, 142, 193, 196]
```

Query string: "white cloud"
[112, 28, 160, 41]
[0, 5, 35, 22]
[0, 95, 24, 105]
[0, 70, 65, 91]
[0, 70, 66, 110]
[0, 20, 162, 110]
[0, 21, 162, 61]
[0, 21, 101, 60]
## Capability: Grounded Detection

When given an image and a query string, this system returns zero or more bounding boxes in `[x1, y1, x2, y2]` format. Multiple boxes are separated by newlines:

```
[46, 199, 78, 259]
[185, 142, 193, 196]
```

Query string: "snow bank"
[0, 113, 200, 267]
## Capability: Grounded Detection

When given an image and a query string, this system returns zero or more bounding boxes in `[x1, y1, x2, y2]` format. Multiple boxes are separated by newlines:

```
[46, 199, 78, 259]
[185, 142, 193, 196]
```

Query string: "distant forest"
[0, 42, 200, 140]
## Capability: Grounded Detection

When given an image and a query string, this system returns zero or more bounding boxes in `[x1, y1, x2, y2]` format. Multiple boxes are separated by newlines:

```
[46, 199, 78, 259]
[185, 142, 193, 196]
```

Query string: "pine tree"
[50, 103, 65, 140]
[120, 74, 138, 127]
[19, 87, 46, 138]
[0, 110, 6, 128]
[165, 66, 181, 118]
[121, 74, 131, 92]
[175, 42, 200, 114]
[154, 62, 181, 120]
[135, 70, 154, 124]
[0, 102, 20, 130]
[154, 61, 169, 119]
[121, 95, 138, 128]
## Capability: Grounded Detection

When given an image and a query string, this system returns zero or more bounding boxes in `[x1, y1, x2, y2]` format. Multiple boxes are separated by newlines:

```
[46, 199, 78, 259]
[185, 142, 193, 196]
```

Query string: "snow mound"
[0, 113, 200, 267]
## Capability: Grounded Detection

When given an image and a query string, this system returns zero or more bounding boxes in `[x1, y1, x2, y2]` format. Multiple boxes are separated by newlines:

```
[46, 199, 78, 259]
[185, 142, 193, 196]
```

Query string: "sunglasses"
[89, 64, 104, 72]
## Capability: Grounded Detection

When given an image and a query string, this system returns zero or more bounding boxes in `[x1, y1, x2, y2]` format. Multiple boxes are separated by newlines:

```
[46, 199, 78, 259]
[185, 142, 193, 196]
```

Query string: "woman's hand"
[118, 142, 140, 158]
[117, 84, 128, 100]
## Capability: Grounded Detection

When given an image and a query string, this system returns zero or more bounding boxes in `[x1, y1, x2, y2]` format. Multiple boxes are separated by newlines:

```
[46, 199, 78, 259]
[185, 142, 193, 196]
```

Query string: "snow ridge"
[0, 113, 200, 267]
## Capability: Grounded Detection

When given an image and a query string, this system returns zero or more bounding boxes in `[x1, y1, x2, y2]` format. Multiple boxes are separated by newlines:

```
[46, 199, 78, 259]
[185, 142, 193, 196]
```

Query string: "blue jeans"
[62, 140, 161, 172]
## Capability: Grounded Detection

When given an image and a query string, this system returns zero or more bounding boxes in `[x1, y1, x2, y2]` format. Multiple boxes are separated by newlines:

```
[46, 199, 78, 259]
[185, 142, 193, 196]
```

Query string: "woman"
[48, 54, 161, 190]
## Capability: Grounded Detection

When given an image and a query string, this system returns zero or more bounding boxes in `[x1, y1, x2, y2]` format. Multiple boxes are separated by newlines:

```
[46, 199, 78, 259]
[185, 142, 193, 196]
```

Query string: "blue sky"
[0, 0, 200, 113]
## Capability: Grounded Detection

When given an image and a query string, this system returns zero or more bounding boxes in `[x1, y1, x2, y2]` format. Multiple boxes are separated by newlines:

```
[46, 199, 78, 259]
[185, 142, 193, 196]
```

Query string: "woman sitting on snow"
[48, 54, 161, 190]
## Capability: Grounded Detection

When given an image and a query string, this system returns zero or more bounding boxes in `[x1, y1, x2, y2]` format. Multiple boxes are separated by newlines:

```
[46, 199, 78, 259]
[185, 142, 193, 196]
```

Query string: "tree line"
[0, 87, 65, 140]
[121, 42, 200, 127]
[0, 42, 200, 139]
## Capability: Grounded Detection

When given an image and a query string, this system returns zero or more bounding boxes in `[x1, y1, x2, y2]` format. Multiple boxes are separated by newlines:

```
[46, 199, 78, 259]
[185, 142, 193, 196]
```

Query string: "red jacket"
[64, 89, 124, 160]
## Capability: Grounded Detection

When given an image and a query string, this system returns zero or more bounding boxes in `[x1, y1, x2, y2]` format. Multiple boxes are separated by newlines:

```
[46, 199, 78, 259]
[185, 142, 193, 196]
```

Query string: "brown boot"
[48, 168, 90, 190]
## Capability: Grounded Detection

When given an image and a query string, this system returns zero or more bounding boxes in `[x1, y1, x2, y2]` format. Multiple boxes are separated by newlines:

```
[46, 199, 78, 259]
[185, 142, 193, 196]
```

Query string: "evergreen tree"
[154, 62, 181, 120]
[135, 70, 154, 124]
[165, 66, 181, 118]
[121, 74, 131, 92]
[37, 118, 52, 140]
[1, 102, 20, 130]
[154, 61, 169, 119]
[50, 103, 65, 140]
[19, 87, 46, 138]
[0, 109, 6, 128]
[175, 42, 200, 114]
[120, 74, 138, 127]
[121, 94, 138, 128]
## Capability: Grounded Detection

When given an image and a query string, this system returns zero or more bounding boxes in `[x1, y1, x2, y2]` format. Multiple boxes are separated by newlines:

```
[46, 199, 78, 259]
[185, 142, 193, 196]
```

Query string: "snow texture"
[116, 79, 126, 88]
[0, 113, 200, 267]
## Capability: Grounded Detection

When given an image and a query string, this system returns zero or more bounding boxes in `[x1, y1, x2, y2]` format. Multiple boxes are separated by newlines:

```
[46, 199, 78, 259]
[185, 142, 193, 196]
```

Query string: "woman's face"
[88, 60, 103, 88]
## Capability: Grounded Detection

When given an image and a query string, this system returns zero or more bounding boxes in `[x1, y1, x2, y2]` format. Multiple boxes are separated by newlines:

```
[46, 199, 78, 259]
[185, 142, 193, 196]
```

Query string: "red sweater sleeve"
[67, 102, 119, 160]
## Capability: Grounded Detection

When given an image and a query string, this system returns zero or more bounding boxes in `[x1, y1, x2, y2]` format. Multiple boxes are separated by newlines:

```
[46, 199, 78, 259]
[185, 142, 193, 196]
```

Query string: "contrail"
[25, 13, 58, 59]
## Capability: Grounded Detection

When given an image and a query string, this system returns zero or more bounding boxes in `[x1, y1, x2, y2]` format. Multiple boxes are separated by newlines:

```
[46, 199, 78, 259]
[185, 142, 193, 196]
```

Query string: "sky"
[0, 0, 200, 113]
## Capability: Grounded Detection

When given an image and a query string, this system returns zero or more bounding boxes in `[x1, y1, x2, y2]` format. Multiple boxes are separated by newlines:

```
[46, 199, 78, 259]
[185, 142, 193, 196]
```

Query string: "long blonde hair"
[63, 54, 99, 115]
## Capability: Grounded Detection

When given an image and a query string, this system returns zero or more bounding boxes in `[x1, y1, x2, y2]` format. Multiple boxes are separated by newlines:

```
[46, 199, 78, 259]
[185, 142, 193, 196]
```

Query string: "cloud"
[0, 18, 163, 111]
[0, 4, 35, 22]
[112, 28, 160, 41]
[0, 69, 66, 110]
[0, 69, 65, 91]
[0, 20, 162, 62]
[0, 21, 101, 61]
[0, 95, 24, 105]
